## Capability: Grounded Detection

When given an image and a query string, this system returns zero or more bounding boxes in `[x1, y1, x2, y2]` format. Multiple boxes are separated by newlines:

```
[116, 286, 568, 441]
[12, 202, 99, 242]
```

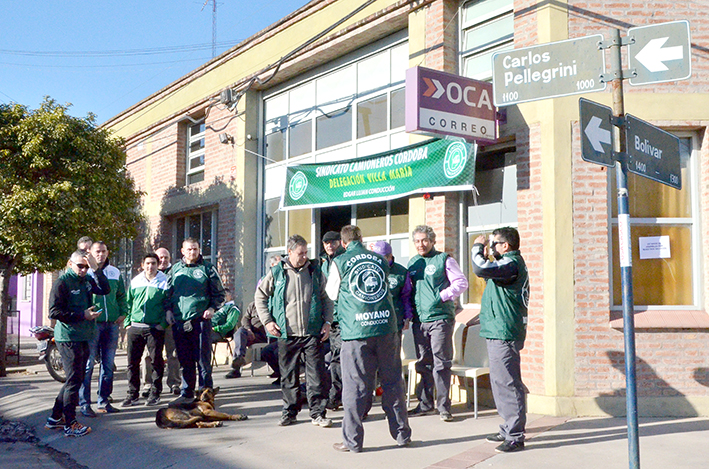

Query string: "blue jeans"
[79, 322, 119, 407]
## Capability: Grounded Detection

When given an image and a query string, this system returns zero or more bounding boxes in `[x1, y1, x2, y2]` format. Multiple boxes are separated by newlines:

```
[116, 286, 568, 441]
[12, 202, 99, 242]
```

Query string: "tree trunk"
[0, 255, 18, 377]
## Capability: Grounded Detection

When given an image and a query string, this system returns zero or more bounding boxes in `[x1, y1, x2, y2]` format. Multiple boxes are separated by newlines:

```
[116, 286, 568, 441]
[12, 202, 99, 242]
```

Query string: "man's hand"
[84, 306, 100, 321]
[165, 310, 175, 325]
[474, 235, 487, 245]
[202, 308, 215, 320]
[85, 252, 99, 271]
[265, 322, 281, 337]
[320, 322, 331, 342]
[115, 315, 125, 325]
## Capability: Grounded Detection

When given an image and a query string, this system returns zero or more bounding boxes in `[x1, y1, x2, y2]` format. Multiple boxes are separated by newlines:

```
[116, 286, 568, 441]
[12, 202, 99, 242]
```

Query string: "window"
[463, 145, 517, 304]
[174, 210, 217, 263]
[112, 238, 134, 290]
[460, 0, 514, 81]
[610, 135, 698, 308]
[186, 120, 206, 184]
[21, 275, 32, 302]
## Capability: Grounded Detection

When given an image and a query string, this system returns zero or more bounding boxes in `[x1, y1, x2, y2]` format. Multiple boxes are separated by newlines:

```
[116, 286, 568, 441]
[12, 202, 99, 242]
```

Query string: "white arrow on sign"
[422, 77, 445, 99]
[634, 37, 683, 72]
[584, 116, 611, 153]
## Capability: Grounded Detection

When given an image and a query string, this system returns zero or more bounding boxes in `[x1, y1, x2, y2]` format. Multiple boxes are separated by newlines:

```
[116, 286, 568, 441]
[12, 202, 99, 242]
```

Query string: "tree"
[0, 99, 143, 376]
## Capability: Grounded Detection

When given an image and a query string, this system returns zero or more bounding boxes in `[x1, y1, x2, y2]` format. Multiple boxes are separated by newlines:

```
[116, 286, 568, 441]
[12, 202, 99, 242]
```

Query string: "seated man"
[226, 301, 279, 382]
[210, 289, 241, 344]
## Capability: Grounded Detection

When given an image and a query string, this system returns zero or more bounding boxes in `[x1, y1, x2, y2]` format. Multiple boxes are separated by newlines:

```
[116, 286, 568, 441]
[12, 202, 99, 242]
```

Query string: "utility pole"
[202, 0, 217, 58]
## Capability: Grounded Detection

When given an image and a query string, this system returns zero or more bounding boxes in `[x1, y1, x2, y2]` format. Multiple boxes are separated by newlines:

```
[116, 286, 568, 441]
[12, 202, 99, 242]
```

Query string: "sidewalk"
[2, 347, 709, 469]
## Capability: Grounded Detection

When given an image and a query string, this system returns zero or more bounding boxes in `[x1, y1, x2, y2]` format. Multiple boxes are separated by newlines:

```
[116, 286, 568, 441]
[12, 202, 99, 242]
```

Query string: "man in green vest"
[320, 230, 346, 411]
[472, 227, 529, 453]
[407, 225, 468, 422]
[327, 225, 411, 453]
[255, 234, 333, 428]
[45, 250, 110, 437]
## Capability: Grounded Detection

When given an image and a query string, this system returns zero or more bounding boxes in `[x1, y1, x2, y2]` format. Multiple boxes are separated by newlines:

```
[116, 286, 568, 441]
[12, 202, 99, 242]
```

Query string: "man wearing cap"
[369, 241, 413, 336]
[320, 230, 346, 410]
[327, 225, 411, 453]
[407, 225, 468, 422]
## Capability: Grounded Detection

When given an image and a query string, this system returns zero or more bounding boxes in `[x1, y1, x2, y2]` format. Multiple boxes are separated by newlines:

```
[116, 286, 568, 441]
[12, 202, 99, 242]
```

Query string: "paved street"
[2, 346, 709, 469]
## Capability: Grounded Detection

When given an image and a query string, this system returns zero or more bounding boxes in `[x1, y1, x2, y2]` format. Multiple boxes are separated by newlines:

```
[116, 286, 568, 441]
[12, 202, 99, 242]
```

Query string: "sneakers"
[97, 403, 120, 414]
[64, 421, 91, 438]
[279, 415, 296, 426]
[121, 395, 140, 407]
[145, 395, 161, 406]
[225, 369, 241, 379]
[486, 433, 506, 443]
[80, 405, 97, 418]
[311, 415, 333, 427]
[45, 416, 65, 430]
[439, 411, 453, 422]
[495, 440, 525, 453]
[408, 405, 436, 417]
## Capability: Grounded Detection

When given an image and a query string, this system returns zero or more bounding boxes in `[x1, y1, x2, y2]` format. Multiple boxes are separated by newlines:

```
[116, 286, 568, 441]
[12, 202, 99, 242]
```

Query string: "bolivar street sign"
[628, 20, 692, 86]
[492, 35, 606, 106]
[625, 114, 681, 189]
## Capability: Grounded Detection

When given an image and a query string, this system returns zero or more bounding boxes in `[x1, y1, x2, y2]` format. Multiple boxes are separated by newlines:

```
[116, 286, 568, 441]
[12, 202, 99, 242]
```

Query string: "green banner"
[281, 138, 476, 210]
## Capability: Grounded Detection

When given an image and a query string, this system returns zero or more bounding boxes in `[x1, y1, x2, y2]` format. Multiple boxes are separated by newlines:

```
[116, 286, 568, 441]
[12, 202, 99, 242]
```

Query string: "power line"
[0, 40, 242, 58]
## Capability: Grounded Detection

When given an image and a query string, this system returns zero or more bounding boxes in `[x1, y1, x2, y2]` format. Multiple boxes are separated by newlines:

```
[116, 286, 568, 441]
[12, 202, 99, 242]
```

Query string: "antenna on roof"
[201, 0, 217, 58]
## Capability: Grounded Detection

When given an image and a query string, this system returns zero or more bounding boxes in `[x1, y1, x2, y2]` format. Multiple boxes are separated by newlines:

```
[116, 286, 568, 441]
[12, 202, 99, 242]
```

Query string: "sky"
[0, 0, 310, 124]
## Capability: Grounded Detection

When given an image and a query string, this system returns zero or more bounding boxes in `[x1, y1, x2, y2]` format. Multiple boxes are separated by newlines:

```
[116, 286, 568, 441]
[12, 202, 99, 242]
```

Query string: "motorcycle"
[29, 326, 66, 383]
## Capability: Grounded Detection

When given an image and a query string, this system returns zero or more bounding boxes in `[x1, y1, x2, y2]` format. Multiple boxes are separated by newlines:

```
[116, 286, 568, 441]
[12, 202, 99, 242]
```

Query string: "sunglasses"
[74, 263, 90, 270]
[490, 240, 505, 249]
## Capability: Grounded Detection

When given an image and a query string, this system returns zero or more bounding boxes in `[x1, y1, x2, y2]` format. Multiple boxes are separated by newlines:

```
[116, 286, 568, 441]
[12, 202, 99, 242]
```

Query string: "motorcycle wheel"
[45, 343, 66, 383]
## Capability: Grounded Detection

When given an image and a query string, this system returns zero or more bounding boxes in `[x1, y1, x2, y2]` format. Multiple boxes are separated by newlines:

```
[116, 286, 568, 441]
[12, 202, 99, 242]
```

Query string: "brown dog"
[155, 387, 248, 429]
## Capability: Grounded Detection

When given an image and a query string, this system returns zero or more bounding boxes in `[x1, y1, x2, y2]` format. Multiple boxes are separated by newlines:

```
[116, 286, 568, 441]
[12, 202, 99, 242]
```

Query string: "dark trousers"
[341, 333, 411, 451]
[174, 318, 213, 398]
[413, 318, 454, 413]
[487, 339, 526, 443]
[328, 323, 343, 405]
[51, 341, 89, 424]
[232, 326, 268, 359]
[261, 341, 280, 376]
[126, 326, 165, 397]
[278, 336, 328, 419]
[144, 325, 180, 390]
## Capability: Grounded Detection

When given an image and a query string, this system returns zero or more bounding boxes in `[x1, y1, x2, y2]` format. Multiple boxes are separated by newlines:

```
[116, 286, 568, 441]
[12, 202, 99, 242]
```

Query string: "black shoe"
[326, 400, 341, 411]
[121, 396, 139, 408]
[140, 388, 151, 399]
[96, 403, 120, 414]
[279, 415, 296, 426]
[486, 433, 506, 443]
[408, 406, 436, 417]
[145, 395, 161, 406]
[225, 369, 241, 379]
[495, 440, 525, 453]
[171, 386, 181, 396]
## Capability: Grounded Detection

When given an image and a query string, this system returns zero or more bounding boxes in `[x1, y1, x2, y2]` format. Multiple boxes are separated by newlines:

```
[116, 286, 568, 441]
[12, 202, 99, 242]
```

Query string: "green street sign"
[628, 20, 691, 86]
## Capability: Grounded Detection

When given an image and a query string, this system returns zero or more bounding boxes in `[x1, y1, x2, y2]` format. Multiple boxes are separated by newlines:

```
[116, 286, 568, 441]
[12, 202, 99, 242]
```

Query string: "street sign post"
[628, 20, 691, 85]
[625, 113, 681, 189]
[579, 98, 614, 166]
[492, 35, 606, 107]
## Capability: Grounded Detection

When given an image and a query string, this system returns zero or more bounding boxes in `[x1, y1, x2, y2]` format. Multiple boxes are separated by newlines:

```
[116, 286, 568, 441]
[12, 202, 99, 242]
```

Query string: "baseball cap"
[322, 231, 340, 242]
[369, 240, 392, 256]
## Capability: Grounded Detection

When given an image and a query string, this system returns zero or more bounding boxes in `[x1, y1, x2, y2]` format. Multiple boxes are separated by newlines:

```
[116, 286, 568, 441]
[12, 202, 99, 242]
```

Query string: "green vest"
[270, 261, 323, 338]
[388, 261, 408, 331]
[479, 251, 529, 341]
[333, 241, 396, 341]
[407, 250, 455, 322]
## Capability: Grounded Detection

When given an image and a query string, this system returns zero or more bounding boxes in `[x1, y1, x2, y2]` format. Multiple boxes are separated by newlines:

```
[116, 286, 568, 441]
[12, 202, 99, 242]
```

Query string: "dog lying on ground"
[155, 387, 248, 429]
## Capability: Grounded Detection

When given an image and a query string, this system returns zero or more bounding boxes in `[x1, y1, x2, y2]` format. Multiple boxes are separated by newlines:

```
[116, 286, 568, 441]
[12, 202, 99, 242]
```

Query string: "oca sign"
[405, 66, 497, 143]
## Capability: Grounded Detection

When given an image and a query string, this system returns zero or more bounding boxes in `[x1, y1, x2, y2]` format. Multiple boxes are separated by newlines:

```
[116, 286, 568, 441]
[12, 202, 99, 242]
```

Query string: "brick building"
[103, 0, 709, 417]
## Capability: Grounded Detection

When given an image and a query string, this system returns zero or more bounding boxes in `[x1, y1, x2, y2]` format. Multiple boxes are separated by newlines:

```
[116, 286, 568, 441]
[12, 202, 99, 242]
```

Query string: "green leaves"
[0, 99, 143, 274]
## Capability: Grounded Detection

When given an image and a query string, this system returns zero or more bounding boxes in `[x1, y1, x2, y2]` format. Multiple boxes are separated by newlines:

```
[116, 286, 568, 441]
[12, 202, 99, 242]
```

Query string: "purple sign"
[405, 66, 497, 143]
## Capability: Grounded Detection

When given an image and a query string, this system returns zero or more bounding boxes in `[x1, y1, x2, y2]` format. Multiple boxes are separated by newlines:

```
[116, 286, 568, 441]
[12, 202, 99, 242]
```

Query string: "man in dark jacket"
[320, 230, 345, 410]
[45, 250, 110, 437]
[167, 238, 225, 406]
[225, 301, 279, 380]
[471, 227, 529, 453]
